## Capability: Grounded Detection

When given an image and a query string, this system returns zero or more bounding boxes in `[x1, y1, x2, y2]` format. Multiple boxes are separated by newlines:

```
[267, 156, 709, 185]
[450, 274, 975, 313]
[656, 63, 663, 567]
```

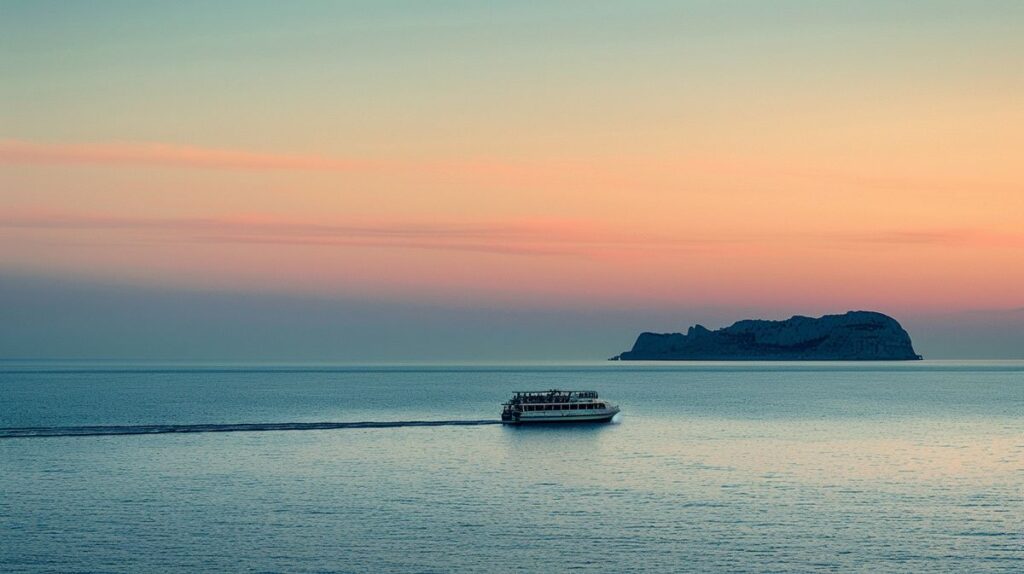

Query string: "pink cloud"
[6, 139, 1013, 197]
[0, 211, 703, 258]
[823, 229, 1024, 249]
[2, 211, 1020, 260]
[0, 139, 645, 191]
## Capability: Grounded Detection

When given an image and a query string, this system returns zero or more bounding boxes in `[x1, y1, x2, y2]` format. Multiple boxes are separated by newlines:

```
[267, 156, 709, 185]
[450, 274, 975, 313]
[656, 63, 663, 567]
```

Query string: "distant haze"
[1, 274, 1021, 361]
[2, 2, 1022, 360]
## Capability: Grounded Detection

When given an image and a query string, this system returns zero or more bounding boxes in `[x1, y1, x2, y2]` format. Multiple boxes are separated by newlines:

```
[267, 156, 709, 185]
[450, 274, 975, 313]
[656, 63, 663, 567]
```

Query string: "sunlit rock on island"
[612, 311, 922, 361]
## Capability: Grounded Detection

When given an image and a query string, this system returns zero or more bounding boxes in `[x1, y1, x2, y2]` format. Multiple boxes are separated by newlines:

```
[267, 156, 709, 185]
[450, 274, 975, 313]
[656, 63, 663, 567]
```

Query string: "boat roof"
[513, 389, 595, 393]
[511, 389, 598, 397]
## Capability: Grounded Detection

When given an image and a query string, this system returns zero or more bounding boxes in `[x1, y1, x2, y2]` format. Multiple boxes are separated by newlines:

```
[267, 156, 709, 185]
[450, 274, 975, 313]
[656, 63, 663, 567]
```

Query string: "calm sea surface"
[1, 361, 1021, 573]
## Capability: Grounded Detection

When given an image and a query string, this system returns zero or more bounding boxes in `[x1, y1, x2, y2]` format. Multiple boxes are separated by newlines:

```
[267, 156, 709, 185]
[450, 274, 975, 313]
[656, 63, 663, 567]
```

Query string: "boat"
[500, 389, 620, 424]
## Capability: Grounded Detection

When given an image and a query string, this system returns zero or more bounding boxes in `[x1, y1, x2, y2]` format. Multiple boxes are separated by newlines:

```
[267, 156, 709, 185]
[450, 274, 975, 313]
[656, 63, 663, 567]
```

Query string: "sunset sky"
[2, 1, 1022, 360]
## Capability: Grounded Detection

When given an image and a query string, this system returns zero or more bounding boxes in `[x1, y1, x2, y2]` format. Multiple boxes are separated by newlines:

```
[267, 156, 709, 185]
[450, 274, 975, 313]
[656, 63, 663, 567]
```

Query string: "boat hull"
[502, 411, 618, 425]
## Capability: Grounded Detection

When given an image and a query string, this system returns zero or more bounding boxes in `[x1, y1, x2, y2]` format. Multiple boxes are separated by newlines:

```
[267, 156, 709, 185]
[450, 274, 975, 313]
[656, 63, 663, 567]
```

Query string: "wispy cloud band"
[1, 211, 1019, 258]
[3, 139, 1017, 195]
[0, 211, 697, 258]
[0, 139, 373, 172]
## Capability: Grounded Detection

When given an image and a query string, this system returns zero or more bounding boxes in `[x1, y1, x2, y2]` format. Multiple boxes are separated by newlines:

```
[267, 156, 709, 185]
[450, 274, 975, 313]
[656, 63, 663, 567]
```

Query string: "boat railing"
[509, 390, 598, 402]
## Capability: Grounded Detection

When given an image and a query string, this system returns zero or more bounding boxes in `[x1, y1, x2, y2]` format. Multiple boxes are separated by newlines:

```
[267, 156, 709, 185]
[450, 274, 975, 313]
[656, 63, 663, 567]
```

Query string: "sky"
[1, 1, 1022, 360]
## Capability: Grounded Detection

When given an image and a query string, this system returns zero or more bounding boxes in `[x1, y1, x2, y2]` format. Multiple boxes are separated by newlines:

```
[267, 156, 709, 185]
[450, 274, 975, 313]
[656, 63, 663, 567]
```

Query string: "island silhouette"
[612, 311, 921, 361]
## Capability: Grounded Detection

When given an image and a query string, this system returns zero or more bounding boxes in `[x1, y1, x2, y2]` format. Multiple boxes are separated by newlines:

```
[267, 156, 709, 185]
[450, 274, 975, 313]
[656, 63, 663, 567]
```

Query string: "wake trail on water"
[0, 420, 503, 439]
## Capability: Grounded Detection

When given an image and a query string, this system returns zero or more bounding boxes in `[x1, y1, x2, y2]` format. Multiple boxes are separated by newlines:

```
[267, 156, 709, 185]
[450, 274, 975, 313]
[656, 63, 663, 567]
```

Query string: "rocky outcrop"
[612, 311, 921, 361]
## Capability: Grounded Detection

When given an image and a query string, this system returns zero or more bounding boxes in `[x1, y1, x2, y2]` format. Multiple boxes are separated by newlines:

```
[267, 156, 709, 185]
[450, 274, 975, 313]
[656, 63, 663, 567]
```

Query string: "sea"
[1, 361, 1021, 573]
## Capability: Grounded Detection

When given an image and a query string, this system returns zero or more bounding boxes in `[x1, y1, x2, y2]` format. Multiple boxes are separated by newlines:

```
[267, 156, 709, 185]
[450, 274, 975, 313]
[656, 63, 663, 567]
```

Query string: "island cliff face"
[612, 311, 921, 361]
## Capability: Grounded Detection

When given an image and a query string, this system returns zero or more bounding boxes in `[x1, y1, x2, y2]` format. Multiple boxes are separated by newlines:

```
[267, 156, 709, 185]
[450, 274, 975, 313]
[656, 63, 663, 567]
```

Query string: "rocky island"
[611, 311, 921, 361]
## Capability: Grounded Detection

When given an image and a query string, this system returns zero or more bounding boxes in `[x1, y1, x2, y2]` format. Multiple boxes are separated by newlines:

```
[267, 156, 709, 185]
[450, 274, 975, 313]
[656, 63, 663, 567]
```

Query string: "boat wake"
[0, 420, 503, 439]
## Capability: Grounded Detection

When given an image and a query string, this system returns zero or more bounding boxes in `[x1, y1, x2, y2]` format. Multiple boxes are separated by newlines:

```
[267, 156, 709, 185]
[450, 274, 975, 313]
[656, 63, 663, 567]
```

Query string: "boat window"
[596, 403, 605, 409]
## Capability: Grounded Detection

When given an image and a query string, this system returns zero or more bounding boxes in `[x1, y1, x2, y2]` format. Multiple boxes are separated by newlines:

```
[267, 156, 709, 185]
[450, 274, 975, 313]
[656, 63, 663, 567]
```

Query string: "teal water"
[1, 362, 1021, 572]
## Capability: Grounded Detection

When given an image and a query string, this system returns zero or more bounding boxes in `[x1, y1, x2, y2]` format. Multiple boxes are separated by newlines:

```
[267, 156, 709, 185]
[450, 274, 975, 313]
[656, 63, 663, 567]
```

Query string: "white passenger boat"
[500, 389, 619, 424]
